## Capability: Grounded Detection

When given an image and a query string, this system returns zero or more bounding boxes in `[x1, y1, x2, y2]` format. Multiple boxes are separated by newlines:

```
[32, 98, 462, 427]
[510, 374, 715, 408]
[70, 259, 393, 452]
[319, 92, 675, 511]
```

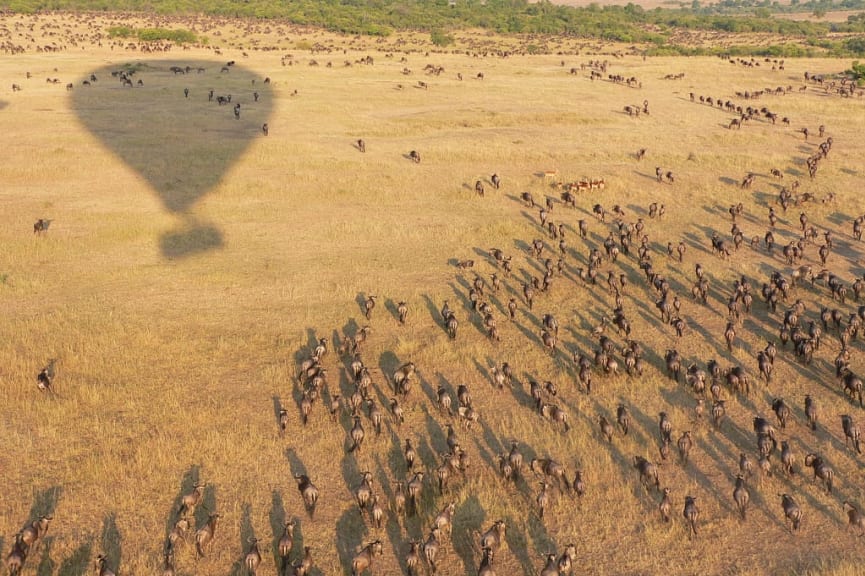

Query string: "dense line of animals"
[9, 16, 865, 576]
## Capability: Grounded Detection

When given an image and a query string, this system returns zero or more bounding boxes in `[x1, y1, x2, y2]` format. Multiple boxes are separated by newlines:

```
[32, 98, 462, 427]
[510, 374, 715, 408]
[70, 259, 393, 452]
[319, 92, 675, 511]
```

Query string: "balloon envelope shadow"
[71, 60, 273, 258]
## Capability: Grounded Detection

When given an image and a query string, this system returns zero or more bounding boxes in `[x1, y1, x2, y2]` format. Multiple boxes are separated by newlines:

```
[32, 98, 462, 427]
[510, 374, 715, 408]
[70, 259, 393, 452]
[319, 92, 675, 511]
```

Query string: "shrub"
[430, 29, 455, 46]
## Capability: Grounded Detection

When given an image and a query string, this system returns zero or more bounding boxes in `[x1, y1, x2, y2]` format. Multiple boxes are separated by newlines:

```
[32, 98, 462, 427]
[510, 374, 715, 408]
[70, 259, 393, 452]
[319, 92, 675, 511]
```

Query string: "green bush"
[107, 25, 199, 44]
[845, 37, 865, 55]
[430, 29, 455, 46]
[848, 60, 865, 84]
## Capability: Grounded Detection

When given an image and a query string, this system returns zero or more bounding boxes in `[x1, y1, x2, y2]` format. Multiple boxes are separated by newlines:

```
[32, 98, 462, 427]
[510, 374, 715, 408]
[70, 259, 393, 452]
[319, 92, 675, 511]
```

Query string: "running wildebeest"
[364, 295, 377, 320]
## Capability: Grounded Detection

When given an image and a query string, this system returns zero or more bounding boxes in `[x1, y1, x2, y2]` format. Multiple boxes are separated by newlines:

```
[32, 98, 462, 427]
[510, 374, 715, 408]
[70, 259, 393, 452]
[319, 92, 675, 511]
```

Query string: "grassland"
[2, 12, 865, 576]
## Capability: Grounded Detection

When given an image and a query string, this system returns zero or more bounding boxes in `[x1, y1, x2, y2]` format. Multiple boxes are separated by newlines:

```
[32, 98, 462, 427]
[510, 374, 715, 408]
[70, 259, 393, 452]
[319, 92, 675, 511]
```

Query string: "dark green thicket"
[848, 59, 865, 83]
[107, 25, 201, 43]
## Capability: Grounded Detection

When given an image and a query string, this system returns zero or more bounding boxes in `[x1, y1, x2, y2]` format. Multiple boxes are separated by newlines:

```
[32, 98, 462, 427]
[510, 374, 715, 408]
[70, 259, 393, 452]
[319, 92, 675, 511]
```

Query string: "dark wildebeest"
[475, 180, 485, 197]
[34, 218, 52, 234]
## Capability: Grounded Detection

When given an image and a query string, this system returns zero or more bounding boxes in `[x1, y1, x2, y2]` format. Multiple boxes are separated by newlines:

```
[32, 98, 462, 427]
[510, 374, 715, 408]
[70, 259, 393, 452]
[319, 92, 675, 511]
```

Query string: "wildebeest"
[804, 453, 833, 493]
[633, 456, 660, 491]
[351, 540, 383, 576]
[841, 415, 862, 454]
[530, 458, 571, 492]
[683, 496, 699, 538]
[780, 493, 802, 531]
[844, 501, 865, 535]
[733, 475, 750, 520]
[475, 180, 485, 197]
[33, 218, 52, 234]
[478, 520, 506, 552]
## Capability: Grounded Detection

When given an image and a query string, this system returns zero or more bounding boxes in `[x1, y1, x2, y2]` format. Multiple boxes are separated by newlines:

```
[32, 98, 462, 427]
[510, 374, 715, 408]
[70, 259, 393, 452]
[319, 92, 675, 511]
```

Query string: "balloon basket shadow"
[160, 225, 223, 259]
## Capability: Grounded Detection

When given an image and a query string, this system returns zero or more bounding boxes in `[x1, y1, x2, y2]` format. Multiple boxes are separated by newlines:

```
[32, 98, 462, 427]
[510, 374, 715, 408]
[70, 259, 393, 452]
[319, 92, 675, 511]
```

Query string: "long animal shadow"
[272, 395, 285, 435]
[165, 465, 202, 546]
[335, 509, 368, 576]
[29, 486, 63, 522]
[188, 483, 220, 546]
[421, 293, 449, 337]
[383, 298, 402, 324]
[503, 514, 535, 575]
[374, 452, 411, 572]
[71, 60, 272, 259]
[227, 503, 255, 576]
[285, 448, 313, 518]
[36, 535, 56, 576]
[452, 494, 485, 575]
[355, 292, 372, 320]
[99, 513, 122, 574]
[268, 490, 290, 570]
[57, 539, 92, 576]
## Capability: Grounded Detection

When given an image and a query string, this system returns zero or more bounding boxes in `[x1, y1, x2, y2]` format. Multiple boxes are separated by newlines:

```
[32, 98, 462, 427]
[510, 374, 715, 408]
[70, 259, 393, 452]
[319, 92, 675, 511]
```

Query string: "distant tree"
[430, 29, 455, 46]
[847, 60, 865, 83]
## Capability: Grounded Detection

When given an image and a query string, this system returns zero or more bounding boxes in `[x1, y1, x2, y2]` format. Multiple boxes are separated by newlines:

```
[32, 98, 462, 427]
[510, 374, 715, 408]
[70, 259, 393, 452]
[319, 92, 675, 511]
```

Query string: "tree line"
[4, 0, 865, 55]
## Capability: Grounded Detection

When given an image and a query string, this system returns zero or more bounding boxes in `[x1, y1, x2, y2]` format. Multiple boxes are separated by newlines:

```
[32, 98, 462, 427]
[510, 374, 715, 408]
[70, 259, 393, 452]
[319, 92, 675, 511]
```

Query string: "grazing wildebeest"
[33, 218, 52, 234]
[409, 150, 421, 163]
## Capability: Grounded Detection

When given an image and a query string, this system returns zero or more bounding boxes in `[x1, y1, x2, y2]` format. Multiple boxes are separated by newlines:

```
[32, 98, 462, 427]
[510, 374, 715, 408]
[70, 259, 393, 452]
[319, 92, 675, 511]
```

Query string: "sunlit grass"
[1, 13, 865, 576]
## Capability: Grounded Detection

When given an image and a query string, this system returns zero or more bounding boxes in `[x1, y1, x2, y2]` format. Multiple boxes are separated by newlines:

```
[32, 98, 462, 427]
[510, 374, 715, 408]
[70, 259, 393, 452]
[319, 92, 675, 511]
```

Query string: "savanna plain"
[2, 11, 865, 576]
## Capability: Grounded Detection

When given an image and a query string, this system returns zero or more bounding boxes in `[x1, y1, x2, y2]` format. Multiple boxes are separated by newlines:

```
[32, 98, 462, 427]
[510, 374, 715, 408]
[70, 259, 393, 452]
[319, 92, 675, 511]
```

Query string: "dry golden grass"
[2, 12, 865, 576]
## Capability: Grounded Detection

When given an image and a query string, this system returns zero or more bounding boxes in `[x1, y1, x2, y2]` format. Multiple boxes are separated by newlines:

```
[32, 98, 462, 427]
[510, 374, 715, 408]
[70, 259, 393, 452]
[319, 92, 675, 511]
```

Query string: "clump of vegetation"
[107, 25, 200, 44]
[847, 60, 865, 84]
[430, 29, 455, 47]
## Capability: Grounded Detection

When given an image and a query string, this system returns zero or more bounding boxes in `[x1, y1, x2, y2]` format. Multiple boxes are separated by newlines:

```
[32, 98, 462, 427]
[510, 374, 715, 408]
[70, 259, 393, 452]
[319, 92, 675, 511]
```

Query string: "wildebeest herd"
[6, 10, 865, 576]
